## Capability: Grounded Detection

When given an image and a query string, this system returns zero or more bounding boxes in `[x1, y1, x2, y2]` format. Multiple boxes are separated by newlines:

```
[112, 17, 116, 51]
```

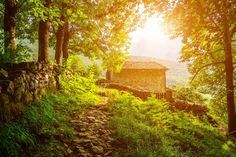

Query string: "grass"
[0, 74, 102, 157]
[0, 122, 35, 157]
[109, 90, 236, 157]
[1, 57, 235, 157]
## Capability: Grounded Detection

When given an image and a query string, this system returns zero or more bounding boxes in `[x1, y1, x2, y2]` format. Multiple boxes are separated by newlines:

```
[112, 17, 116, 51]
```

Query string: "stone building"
[106, 56, 168, 93]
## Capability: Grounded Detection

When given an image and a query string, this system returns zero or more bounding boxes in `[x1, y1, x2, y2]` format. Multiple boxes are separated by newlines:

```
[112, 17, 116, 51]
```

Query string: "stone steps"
[65, 97, 115, 157]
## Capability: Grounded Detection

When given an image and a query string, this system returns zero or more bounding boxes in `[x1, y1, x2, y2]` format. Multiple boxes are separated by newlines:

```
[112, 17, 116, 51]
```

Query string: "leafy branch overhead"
[158, 0, 236, 134]
[1, 0, 236, 138]
[1, 0, 149, 70]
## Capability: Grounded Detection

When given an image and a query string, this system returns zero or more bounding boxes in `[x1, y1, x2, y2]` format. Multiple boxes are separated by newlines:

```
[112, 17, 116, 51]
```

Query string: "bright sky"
[129, 16, 183, 61]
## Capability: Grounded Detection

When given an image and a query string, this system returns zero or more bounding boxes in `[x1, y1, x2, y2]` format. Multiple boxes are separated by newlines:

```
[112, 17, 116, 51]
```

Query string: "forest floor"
[65, 97, 117, 157]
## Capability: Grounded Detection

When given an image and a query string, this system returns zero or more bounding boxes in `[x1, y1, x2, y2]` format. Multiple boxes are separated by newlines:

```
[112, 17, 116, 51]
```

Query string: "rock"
[63, 143, 68, 148]
[87, 135, 97, 140]
[87, 116, 96, 121]
[80, 128, 86, 132]
[64, 97, 115, 156]
[79, 132, 89, 137]
[7, 81, 14, 95]
[0, 93, 10, 105]
[22, 92, 33, 104]
[0, 68, 8, 78]
[70, 119, 81, 123]
[73, 138, 91, 144]
[104, 151, 112, 156]
[107, 137, 114, 142]
[76, 146, 86, 153]
[67, 148, 73, 154]
[0, 62, 57, 122]
[38, 63, 42, 70]
[29, 81, 35, 91]
[92, 146, 104, 154]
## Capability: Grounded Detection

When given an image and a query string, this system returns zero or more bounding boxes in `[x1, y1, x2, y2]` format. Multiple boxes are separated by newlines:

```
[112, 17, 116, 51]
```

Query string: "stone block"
[0, 62, 57, 121]
[22, 92, 33, 104]
[0, 93, 10, 105]
[14, 86, 25, 102]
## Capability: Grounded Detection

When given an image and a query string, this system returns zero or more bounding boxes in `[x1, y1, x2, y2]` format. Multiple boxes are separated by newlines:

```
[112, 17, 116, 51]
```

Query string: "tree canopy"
[0, 0, 148, 70]
[159, 0, 236, 134]
[1, 0, 236, 135]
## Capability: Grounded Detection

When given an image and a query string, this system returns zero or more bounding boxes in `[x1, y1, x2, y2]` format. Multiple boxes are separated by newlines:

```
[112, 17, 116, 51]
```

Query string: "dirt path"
[65, 97, 115, 157]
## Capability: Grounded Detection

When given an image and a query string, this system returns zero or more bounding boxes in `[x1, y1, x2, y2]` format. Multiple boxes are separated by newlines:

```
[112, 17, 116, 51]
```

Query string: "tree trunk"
[63, 20, 69, 60]
[55, 16, 65, 65]
[38, 0, 51, 63]
[4, 0, 17, 56]
[223, 21, 236, 135]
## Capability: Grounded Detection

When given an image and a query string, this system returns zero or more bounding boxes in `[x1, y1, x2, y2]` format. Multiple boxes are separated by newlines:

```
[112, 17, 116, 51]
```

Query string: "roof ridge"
[123, 59, 168, 70]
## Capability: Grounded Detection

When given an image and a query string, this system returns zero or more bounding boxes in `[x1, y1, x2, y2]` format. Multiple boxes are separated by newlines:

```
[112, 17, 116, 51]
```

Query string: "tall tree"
[160, 0, 236, 134]
[4, 0, 17, 55]
[68, 0, 146, 71]
[55, 2, 70, 65]
[62, 20, 69, 60]
[38, 0, 51, 62]
[55, 15, 65, 65]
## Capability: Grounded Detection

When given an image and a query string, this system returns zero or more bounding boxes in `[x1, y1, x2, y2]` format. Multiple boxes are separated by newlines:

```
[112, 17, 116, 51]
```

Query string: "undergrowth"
[0, 72, 101, 156]
[109, 90, 236, 157]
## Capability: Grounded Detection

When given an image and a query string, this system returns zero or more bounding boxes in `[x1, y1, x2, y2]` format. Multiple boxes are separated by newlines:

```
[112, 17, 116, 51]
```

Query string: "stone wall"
[0, 62, 57, 121]
[97, 79, 173, 101]
[110, 69, 166, 93]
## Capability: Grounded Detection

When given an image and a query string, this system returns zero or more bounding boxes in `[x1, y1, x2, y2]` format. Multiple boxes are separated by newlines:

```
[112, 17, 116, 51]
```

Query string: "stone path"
[65, 97, 115, 157]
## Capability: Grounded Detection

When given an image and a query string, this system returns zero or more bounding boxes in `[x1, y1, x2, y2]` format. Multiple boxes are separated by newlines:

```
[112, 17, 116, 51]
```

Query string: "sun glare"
[129, 15, 182, 61]
[130, 16, 166, 42]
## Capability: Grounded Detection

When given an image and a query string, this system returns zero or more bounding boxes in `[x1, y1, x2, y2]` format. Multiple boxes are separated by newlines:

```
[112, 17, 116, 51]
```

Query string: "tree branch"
[197, 1, 221, 32]
[191, 61, 225, 83]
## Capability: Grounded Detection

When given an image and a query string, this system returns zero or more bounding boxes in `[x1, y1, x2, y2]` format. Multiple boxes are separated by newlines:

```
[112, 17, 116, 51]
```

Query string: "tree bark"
[223, 20, 236, 135]
[63, 20, 69, 60]
[55, 3, 70, 64]
[55, 16, 65, 65]
[38, 0, 51, 63]
[4, 0, 17, 54]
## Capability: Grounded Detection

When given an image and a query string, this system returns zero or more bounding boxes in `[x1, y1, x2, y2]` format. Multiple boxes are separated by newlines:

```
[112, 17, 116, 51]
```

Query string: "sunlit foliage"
[109, 91, 236, 157]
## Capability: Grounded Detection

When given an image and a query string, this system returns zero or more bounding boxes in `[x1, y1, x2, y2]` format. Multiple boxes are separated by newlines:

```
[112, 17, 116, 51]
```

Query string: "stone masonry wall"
[0, 62, 57, 121]
[111, 69, 166, 93]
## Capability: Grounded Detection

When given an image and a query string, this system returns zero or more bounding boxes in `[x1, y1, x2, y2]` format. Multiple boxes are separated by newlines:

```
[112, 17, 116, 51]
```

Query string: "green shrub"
[174, 85, 206, 104]
[87, 61, 102, 78]
[65, 55, 87, 76]
[64, 55, 102, 79]
[110, 91, 236, 157]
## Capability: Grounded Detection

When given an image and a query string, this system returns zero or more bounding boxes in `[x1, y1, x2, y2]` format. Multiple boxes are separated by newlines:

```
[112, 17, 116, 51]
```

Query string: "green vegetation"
[1, 0, 236, 156]
[1, 54, 236, 156]
[0, 0, 145, 70]
[109, 91, 236, 157]
[174, 86, 207, 104]
[0, 62, 101, 156]
[161, 0, 236, 133]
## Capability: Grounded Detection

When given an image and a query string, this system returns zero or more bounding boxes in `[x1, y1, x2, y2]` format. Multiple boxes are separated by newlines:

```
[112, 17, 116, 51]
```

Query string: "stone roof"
[122, 56, 168, 70]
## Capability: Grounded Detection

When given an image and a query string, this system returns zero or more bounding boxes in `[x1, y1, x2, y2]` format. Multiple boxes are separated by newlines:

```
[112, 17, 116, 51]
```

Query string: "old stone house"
[106, 56, 168, 94]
